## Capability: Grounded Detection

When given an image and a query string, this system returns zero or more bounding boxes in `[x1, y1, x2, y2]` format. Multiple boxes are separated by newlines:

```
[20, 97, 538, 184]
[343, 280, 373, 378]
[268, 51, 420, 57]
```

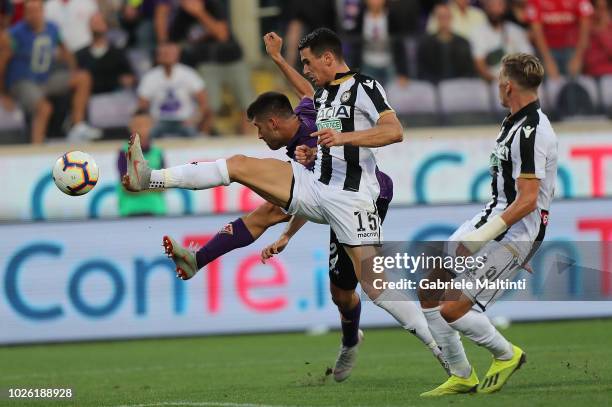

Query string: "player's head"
[129, 108, 153, 146]
[157, 42, 180, 68]
[247, 92, 296, 150]
[24, 0, 45, 28]
[298, 28, 344, 87]
[498, 53, 544, 108]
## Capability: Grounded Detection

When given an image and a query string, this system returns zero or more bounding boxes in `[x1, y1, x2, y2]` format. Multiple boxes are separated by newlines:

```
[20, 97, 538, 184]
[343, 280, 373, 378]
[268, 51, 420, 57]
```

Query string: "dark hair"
[297, 27, 343, 60]
[247, 92, 294, 121]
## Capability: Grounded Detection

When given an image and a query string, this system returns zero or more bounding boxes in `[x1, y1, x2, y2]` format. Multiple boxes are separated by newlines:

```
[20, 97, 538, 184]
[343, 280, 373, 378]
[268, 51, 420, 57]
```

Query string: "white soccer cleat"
[333, 329, 364, 382]
[123, 133, 152, 192]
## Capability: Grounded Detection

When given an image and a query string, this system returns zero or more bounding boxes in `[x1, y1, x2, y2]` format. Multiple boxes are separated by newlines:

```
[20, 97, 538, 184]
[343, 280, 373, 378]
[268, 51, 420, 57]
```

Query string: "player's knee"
[330, 285, 354, 310]
[440, 302, 466, 323]
[226, 154, 248, 180]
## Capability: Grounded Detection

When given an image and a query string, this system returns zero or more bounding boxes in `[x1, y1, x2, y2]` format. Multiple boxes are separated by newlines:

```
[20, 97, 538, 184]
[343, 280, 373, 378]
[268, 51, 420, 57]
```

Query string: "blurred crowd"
[0, 0, 611, 144]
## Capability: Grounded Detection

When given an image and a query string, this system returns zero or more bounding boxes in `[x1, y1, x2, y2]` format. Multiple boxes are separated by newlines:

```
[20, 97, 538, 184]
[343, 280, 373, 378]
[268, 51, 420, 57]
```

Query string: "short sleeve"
[357, 79, 394, 124]
[183, 66, 205, 92]
[137, 72, 154, 99]
[469, 25, 488, 59]
[514, 123, 548, 180]
[295, 97, 316, 121]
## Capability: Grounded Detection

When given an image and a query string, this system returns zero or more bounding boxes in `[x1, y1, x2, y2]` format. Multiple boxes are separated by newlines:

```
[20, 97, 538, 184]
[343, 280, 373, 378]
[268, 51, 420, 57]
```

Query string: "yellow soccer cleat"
[478, 345, 526, 394]
[420, 368, 479, 397]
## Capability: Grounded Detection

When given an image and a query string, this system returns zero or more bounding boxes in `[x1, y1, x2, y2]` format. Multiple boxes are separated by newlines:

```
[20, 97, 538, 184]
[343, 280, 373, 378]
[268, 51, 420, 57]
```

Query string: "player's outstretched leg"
[123, 134, 293, 208]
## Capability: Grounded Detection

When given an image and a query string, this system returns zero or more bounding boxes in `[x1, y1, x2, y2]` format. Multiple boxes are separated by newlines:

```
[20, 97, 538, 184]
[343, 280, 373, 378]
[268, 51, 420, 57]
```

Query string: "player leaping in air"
[418, 53, 558, 396]
[124, 28, 448, 381]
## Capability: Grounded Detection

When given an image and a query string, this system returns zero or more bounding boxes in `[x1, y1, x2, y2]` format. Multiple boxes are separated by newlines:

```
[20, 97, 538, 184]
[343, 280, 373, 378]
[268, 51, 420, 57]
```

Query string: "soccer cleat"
[163, 235, 199, 280]
[333, 329, 364, 382]
[478, 345, 526, 394]
[420, 368, 479, 397]
[123, 133, 152, 192]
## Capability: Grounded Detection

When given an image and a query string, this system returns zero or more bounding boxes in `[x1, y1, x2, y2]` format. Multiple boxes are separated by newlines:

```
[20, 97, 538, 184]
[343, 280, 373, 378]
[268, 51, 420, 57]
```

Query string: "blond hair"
[501, 53, 545, 90]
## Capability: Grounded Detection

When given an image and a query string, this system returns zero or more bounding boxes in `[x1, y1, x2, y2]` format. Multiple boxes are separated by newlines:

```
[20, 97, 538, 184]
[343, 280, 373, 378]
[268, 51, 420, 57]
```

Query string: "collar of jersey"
[329, 71, 357, 86]
[504, 100, 540, 126]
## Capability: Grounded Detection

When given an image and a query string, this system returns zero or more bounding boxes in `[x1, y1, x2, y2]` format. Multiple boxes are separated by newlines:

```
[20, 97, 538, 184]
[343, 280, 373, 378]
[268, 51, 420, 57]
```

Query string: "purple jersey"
[286, 97, 318, 169]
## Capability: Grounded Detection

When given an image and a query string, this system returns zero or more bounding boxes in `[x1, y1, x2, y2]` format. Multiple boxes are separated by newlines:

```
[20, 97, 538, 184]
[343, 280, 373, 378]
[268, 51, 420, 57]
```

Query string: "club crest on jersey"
[340, 90, 351, 103]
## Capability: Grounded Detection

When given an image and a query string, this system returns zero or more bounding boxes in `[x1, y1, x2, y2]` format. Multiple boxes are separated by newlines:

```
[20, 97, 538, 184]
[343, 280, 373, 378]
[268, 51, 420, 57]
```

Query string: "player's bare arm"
[260, 215, 308, 263]
[312, 113, 403, 148]
[457, 178, 540, 257]
[264, 32, 315, 99]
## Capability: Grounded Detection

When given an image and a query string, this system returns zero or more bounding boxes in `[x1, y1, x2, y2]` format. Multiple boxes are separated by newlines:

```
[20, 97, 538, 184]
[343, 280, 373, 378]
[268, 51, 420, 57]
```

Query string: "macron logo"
[363, 80, 375, 89]
[522, 126, 534, 139]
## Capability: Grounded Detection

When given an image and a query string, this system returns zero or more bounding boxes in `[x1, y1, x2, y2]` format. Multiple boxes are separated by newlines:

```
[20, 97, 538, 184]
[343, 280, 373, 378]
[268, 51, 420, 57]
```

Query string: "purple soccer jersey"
[285, 97, 318, 169]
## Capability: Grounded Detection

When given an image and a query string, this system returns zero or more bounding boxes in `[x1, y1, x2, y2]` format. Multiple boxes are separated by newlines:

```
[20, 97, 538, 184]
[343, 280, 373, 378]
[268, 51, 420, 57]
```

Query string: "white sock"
[423, 306, 472, 378]
[448, 310, 514, 360]
[373, 289, 437, 349]
[150, 160, 230, 189]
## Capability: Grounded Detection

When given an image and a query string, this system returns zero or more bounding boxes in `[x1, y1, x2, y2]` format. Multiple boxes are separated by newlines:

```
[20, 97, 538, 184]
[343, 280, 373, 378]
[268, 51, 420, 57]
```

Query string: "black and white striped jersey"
[313, 71, 394, 198]
[471, 100, 558, 243]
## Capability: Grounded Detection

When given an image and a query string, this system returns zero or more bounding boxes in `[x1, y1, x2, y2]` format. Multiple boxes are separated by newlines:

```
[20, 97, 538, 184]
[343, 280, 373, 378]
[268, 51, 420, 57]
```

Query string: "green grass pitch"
[2, 319, 611, 407]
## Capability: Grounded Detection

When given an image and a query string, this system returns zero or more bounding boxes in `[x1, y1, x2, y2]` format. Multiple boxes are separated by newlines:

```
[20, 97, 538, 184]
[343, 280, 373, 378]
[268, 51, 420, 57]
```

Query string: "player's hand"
[263, 32, 283, 58]
[261, 235, 290, 263]
[180, 0, 205, 17]
[295, 145, 317, 166]
[312, 128, 347, 147]
[0, 94, 15, 111]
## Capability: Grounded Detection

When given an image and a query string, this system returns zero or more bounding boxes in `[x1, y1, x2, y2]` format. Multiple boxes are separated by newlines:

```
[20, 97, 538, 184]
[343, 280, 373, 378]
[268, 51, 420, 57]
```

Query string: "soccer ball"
[52, 151, 99, 196]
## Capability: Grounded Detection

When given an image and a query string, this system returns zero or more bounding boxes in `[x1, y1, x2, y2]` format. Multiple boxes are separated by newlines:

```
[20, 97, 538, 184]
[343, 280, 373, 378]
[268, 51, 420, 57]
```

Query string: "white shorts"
[447, 220, 526, 310]
[285, 161, 382, 246]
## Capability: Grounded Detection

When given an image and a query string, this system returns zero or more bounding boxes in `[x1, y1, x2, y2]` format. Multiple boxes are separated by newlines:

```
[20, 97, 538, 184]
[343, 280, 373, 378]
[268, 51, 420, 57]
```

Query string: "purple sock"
[339, 299, 361, 347]
[196, 218, 255, 269]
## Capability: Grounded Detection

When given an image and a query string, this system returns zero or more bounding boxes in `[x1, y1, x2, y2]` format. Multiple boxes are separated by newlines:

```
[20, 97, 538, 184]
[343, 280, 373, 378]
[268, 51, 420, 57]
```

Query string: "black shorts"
[328, 197, 390, 291]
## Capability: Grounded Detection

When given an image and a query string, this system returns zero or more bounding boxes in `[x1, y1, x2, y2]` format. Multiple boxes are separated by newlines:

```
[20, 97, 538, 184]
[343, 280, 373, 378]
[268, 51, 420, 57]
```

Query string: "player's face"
[300, 47, 332, 87]
[252, 117, 284, 150]
[498, 71, 511, 108]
